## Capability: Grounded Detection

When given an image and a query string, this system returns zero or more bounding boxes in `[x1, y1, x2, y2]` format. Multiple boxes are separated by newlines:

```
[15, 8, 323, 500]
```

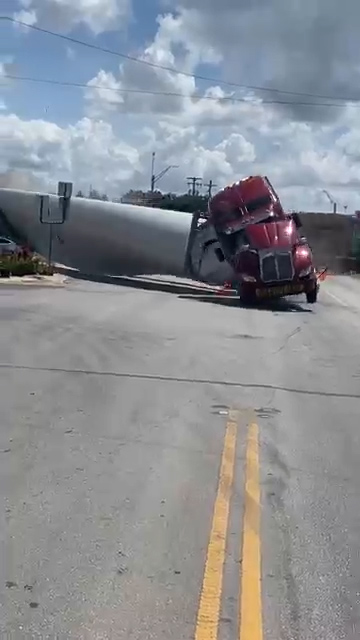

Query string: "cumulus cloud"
[0, 57, 17, 112]
[0, 57, 18, 84]
[84, 1, 358, 127]
[154, 0, 360, 122]
[4, 1, 360, 213]
[2, 104, 360, 213]
[13, 0, 131, 34]
[0, 169, 44, 191]
[85, 70, 125, 118]
[85, 13, 202, 118]
[0, 114, 142, 195]
[12, 9, 37, 31]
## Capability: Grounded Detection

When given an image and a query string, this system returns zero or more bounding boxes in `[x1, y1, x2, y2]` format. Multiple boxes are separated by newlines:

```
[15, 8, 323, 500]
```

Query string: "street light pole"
[151, 152, 156, 192]
[150, 151, 178, 192]
[322, 189, 337, 214]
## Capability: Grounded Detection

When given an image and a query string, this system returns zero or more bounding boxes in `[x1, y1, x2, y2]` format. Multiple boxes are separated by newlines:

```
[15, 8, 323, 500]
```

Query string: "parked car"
[0, 236, 32, 258]
[0, 236, 20, 256]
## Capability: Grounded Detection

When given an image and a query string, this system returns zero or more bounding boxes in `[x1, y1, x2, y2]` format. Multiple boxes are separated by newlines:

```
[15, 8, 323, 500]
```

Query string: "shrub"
[0, 254, 54, 277]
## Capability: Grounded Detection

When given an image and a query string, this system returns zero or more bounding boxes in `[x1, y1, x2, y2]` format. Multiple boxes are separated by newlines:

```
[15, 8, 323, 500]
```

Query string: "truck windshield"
[255, 213, 283, 224]
[245, 195, 272, 213]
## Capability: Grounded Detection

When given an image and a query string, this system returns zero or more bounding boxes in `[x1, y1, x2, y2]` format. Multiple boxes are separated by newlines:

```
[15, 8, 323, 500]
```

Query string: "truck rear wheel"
[306, 287, 318, 304]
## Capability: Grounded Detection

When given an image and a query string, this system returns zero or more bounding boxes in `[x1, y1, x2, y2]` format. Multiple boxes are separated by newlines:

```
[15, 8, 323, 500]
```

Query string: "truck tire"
[306, 287, 318, 304]
[238, 285, 256, 306]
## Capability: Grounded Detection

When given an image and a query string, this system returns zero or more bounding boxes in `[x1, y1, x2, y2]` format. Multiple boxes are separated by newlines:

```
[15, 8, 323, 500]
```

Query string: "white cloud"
[4, 2, 360, 213]
[66, 47, 76, 60]
[0, 57, 16, 112]
[2, 105, 360, 213]
[13, 0, 131, 34]
[85, 70, 125, 118]
[162, 0, 360, 123]
[0, 114, 141, 195]
[12, 9, 37, 31]
[0, 57, 17, 84]
[85, 13, 202, 118]
[77, 2, 360, 212]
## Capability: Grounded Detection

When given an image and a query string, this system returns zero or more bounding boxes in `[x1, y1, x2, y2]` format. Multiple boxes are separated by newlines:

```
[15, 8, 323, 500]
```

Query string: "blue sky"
[1, 1, 221, 127]
[1, 0, 170, 124]
[2, 0, 360, 211]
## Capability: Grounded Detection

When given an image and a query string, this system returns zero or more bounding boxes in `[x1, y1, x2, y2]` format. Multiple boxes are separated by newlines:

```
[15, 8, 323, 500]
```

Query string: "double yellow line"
[194, 412, 263, 640]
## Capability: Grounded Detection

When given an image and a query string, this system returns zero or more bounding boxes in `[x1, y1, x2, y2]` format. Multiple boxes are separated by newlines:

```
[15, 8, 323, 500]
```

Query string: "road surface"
[0, 275, 360, 639]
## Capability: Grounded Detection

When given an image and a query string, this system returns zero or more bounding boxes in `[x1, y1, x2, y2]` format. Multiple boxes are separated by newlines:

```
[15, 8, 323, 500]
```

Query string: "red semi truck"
[208, 175, 319, 304]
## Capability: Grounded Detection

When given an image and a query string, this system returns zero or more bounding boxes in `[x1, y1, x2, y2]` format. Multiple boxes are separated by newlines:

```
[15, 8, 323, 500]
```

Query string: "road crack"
[272, 326, 302, 354]
[1, 362, 359, 400]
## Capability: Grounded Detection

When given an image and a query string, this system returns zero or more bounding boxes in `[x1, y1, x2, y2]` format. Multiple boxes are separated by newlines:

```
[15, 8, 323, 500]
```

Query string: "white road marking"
[323, 289, 348, 308]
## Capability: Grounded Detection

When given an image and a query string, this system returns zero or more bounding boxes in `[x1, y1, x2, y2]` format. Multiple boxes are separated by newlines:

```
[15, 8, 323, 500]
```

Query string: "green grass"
[0, 255, 54, 277]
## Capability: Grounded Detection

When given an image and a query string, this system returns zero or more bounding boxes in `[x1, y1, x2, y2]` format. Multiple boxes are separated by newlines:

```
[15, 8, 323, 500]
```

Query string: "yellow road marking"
[239, 421, 263, 640]
[195, 416, 238, 640]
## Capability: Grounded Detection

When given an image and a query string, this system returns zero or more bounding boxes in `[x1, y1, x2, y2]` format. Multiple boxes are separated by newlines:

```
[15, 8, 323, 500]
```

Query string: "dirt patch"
[300, 212, 355, 273]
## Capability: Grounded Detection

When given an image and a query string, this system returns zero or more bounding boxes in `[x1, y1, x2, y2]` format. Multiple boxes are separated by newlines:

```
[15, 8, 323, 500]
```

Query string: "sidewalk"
[0, 273, 68, 287]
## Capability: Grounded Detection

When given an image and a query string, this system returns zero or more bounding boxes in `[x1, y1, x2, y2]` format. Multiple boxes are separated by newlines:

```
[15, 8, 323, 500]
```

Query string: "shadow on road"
[57, 267, 313, 313]
[178, 294, 313, 313]
[56, 267, 208, 296]
[56, 267, 144, 286]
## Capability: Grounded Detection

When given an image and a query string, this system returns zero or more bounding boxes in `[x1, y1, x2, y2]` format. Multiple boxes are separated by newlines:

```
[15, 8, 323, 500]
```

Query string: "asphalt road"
[1, 275, 360, 639]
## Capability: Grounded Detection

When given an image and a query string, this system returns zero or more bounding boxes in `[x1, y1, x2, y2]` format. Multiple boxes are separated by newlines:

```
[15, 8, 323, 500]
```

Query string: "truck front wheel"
[306, 286, 318, 304]
[238, 285, 256, 306]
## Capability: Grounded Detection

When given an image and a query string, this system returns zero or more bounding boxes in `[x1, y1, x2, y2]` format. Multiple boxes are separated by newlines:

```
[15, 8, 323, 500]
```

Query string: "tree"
[88, 188, 109, 201]
[76, 190, 85, 197]
[158, 193, 208, 213]
[120, 189, 209, 212]
[121, 189, 163, 206]
[89, 188, 101, 200]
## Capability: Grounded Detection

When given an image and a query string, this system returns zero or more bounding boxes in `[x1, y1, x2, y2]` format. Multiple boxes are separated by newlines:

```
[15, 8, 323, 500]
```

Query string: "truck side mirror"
[291, 212, 302, 228]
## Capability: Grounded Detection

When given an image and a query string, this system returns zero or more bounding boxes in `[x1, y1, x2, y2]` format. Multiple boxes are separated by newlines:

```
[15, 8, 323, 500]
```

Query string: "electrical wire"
[1, 15, 358, 104]
[1, 73, 351, 108]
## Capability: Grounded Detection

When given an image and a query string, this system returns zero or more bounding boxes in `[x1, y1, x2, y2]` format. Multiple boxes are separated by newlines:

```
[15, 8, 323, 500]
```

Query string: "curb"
[54, 266, 229, 296]
[0, 274, 68, 287]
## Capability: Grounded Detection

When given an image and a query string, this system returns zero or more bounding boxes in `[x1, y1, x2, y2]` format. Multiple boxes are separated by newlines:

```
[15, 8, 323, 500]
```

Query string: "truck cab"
[208, 176, 318, 304]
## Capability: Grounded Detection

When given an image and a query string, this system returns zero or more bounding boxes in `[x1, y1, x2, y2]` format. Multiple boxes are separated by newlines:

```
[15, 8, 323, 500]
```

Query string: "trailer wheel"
[306, 287, 318, 304]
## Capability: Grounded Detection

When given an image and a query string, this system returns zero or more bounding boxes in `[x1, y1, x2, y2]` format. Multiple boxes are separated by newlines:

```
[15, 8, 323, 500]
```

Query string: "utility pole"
[187, 176, 202, 196]
[204, 179, 217, 198]
[150, 151, 178, 192]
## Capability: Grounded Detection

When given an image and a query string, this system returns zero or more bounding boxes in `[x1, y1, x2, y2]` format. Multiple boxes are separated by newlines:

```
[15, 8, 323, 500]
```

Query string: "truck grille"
[260, 251, 294, 283]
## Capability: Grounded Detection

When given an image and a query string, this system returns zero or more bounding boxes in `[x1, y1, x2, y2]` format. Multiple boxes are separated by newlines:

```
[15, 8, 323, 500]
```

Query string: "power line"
[1, 73, 353, 108]
[1, 15, 358, 104]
